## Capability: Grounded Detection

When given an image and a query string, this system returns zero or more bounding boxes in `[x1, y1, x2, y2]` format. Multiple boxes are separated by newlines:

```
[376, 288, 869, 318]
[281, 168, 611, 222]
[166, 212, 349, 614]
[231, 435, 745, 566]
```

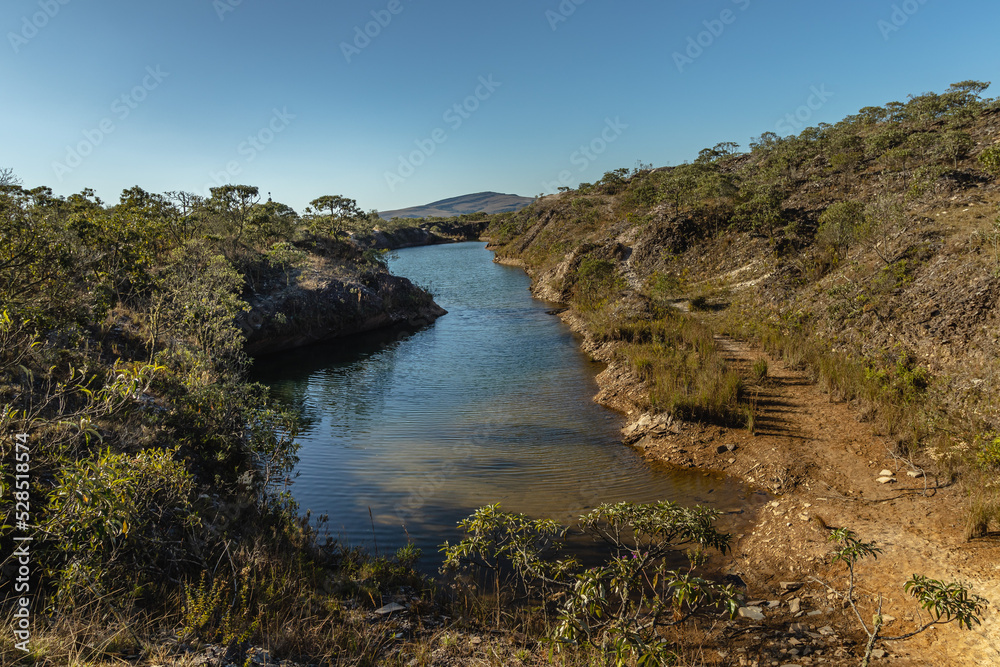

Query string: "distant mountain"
[380, 191, 534, 220]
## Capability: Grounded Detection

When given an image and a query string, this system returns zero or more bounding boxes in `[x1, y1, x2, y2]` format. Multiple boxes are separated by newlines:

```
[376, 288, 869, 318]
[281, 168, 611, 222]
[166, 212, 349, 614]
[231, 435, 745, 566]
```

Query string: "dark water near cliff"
[252, 242, 760, 563]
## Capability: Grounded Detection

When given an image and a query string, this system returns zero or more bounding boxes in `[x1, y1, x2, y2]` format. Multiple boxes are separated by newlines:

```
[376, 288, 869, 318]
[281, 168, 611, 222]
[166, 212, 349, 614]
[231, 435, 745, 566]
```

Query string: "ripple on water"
[252, 242, 761, 564]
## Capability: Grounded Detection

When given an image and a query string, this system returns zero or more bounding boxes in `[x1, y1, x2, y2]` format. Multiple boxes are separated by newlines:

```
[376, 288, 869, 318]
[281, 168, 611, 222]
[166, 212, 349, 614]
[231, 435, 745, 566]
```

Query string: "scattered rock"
[806, 610, 823, 617]
[780, 582, 804, 592]
[906, 471, 924, 478]
[789, 622, 809, 633]
[877, 476, 896, 484]
[871, 649, 886, 658]
[738, 606, 766, 621]
[788, 598, 801, 614]
[818, 625, 834, 636]
[879, 469, 894, 477]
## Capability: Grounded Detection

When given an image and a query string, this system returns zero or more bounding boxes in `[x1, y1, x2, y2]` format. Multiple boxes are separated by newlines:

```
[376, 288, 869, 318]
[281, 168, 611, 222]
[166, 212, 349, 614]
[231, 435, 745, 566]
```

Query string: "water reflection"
[252, 243, 762, 564]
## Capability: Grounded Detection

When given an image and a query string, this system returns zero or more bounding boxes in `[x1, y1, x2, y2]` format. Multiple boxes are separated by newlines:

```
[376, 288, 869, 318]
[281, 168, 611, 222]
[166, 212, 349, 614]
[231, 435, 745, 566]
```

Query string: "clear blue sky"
[3, 0, 999, 213]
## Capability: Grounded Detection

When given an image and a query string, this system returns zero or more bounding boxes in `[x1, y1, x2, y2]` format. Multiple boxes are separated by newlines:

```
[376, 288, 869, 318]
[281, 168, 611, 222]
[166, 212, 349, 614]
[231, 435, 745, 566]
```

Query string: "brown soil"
[600, 328, 1000, 666]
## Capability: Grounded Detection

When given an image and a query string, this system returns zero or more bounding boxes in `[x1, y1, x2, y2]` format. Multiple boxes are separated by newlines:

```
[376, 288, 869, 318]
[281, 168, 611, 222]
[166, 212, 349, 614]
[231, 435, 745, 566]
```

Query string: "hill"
[483, 80, 1000, 666]
[379, 191, 534, 219]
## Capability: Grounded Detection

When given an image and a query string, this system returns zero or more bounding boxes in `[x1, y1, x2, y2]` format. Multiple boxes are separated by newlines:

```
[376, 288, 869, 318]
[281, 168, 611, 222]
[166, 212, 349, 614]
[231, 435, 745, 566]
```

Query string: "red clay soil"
[605, 332, 1000, 666]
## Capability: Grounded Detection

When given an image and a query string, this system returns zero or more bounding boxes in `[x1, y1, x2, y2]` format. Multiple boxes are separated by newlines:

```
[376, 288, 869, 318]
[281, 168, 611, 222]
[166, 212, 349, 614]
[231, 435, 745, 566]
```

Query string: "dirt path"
[622, 335, 1000, 666]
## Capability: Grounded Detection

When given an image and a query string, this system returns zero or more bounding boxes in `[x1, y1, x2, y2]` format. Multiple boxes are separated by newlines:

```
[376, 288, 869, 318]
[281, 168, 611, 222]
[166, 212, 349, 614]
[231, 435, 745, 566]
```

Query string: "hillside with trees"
[479, 80, 1000, 665]
[3, 80, 1000, 666]
[0, 180, 443, 664]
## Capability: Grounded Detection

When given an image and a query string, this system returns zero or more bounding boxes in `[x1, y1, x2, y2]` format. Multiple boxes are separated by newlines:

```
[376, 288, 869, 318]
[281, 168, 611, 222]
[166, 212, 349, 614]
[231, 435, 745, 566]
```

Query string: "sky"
[2, 0, 999, 214]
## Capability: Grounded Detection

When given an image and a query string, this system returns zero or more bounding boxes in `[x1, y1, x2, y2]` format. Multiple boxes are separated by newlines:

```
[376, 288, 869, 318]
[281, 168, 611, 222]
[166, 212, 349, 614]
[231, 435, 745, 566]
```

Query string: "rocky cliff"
[240, 250, 445, 356]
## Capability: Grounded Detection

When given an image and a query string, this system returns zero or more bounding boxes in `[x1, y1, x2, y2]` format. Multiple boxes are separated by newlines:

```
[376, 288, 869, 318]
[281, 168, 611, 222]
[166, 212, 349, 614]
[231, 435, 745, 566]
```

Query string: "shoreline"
[492, 247, 1000, 666]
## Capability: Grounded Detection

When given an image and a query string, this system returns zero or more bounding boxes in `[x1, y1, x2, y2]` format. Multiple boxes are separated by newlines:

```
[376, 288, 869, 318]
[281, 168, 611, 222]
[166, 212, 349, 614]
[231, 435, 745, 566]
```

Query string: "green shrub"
[443, 502, 739, 665]
[816, 200, 866, 254]
[573, 256, 624, 310]
[976, 435, 1000, 471]
[979, 144, 1000, 176]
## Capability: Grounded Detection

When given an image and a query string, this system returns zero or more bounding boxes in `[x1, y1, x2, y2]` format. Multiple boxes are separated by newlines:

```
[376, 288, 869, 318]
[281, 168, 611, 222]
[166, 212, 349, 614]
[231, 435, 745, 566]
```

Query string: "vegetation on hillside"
[0, 180, 439, 664]
[3, 79, 998, 666]
[485, 80, 1000, 533]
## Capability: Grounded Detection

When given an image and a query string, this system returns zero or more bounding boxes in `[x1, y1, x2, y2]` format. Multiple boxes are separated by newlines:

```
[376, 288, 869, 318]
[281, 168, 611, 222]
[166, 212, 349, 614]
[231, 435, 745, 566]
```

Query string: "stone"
[877, 476, 896, 484]
[789, 622, 809, 633]
[907, 471, 924, 478]
[375, 602, 406, 615]
[806, 610, 823, 617]
[879, 469, 894, 477]
[739, 606, 766, 621]
[788, 598, 801, 614]
[780, 581, 804, 592]
[818, 625, 834, 636]
[871, 649, 886, 658]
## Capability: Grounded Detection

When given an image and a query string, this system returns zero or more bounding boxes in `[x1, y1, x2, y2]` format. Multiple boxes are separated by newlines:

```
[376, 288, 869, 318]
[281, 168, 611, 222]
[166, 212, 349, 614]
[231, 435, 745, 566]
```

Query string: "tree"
[164, 191, 208, 245]
[155, 240, 249, 369]
[209, 185, 261, 242]
[817, 200, 866, 255]
[937, 130, 974, 168]
[826, 528, 986, 667]
[979, 145, 1000, 176]
[308, 195, 363, 238]
[0, 167, 21, 188]
[734, 184, 785, 241]
[0, 185, 80, 316]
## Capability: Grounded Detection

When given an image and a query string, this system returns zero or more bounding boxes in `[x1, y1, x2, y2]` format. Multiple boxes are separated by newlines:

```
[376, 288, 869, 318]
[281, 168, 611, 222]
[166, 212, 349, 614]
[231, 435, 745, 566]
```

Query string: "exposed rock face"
[240, 264, 445, 356]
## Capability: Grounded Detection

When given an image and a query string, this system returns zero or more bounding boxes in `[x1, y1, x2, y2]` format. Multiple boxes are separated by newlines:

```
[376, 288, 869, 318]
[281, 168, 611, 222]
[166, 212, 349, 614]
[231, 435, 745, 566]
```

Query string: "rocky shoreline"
[242, 252, 446, 356]
[492, 249, 1000, 667]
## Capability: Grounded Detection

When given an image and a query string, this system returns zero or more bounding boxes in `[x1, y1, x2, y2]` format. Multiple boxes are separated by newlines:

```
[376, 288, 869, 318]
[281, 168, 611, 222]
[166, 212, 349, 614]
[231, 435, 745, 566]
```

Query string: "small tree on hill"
[308, 195, 363, 238]
[209, 185, 260, 243]
[827, 528, 986, 667]
[978, 145, 1000, 176]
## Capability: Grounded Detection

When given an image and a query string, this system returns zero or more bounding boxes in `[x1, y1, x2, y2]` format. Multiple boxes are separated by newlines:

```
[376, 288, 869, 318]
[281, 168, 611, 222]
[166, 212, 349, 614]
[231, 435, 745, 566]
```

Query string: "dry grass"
[965, 485, 1000, 541]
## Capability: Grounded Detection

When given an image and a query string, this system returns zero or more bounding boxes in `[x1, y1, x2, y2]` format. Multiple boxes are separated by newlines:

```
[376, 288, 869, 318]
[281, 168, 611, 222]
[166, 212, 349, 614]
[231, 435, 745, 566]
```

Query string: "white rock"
[738, 606, 765, 621]
[877, 476, 896, 484]
[906, 471, 924, 478]
[375, 602, 406, 615]
[879, 469, 894, 477]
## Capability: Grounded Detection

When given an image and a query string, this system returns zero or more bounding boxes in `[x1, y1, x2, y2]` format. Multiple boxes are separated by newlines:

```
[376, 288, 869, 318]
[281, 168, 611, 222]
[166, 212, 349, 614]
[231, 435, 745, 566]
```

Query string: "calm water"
[252, 242, 759, 562]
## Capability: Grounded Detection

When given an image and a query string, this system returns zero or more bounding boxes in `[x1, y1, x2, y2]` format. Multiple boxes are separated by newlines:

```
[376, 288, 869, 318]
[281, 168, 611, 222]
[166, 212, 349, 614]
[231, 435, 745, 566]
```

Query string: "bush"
[979, 144, 1000, 176]
[573, 256, 624, 310]
[442, 502, 739, 665]
[816, 200, 866, 254]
